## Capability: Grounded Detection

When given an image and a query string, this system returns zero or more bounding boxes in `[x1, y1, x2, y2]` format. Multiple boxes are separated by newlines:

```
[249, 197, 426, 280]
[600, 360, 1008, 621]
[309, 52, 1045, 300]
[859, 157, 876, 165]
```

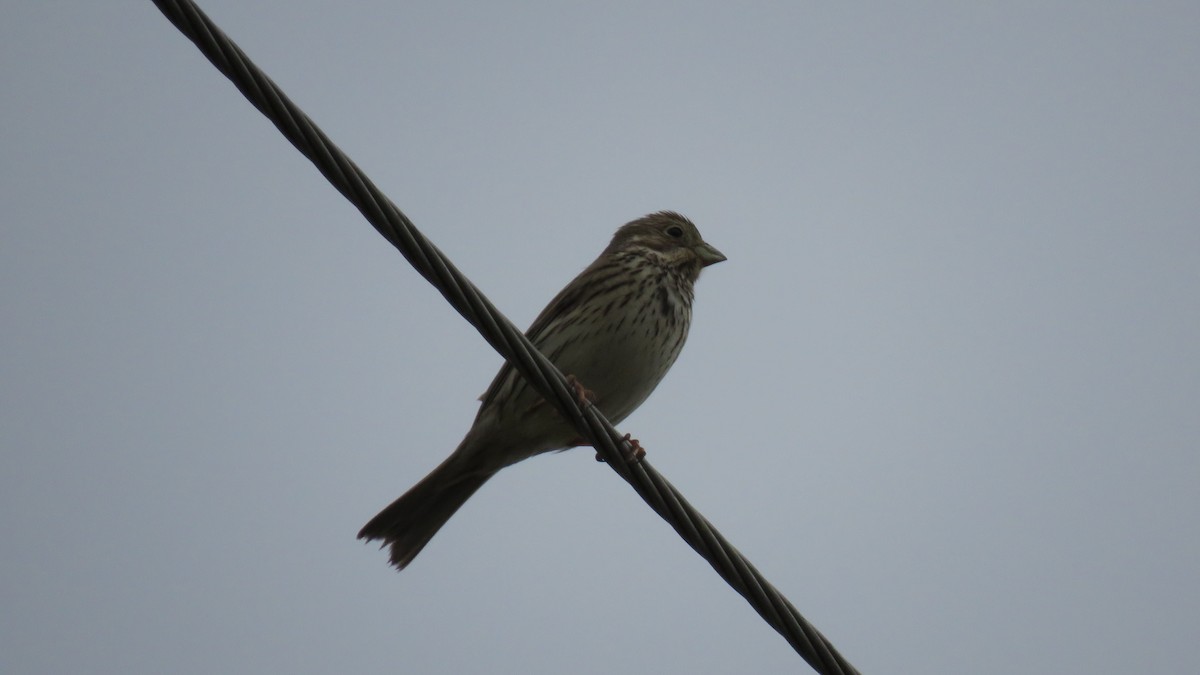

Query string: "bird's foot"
[595, 433, 646, 463]
[566, 374, 597, 409]
[622, 434, 646, 462]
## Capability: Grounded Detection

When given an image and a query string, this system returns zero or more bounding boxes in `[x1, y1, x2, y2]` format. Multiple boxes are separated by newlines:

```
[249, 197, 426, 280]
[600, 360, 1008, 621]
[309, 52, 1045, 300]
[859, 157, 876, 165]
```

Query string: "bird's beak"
[695, 242, 727, 267]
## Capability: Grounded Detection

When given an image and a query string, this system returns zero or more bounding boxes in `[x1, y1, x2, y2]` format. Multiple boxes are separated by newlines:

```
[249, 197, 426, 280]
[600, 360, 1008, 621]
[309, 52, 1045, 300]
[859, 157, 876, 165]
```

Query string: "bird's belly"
[548, 303, 686, 424]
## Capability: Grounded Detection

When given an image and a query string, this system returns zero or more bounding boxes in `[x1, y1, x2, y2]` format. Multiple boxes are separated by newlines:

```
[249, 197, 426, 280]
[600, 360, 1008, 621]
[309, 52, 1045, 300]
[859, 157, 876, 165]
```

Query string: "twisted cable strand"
[149, 2, 860, 673]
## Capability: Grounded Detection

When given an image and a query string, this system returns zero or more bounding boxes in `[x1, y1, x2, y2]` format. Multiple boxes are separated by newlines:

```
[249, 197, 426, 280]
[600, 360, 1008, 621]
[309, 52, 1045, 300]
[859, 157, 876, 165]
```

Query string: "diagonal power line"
[148, 2, 861, 672]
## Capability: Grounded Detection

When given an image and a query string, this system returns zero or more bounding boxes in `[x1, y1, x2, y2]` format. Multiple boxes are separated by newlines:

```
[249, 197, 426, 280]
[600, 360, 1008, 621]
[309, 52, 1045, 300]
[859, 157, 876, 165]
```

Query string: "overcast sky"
[3, 2, 1198, 674]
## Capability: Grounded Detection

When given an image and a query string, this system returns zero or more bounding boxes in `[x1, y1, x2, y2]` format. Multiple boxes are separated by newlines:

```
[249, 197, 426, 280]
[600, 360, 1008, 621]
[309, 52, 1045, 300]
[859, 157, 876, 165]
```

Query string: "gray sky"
[3, 2, 1198, 673]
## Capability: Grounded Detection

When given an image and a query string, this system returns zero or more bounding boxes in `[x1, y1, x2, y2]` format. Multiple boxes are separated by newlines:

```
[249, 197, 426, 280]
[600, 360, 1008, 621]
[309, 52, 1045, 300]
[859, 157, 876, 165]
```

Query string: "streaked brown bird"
[358, 211, 725, 569]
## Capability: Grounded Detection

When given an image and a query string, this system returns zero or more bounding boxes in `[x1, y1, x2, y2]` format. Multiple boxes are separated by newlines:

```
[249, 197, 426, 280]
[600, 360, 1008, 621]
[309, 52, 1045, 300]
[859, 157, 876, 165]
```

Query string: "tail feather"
[359, 457, 496, 570]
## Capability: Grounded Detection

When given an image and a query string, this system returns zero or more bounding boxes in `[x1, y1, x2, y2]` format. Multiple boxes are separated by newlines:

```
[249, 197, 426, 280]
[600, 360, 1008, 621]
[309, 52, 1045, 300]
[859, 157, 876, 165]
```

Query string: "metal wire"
[149, 2, 862, 673]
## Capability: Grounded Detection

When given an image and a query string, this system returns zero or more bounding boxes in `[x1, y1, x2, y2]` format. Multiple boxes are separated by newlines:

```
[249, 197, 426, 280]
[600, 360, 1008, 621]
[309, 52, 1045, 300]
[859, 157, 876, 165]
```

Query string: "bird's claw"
[595, 433, 646, 463]
[566, 374, 597, 409]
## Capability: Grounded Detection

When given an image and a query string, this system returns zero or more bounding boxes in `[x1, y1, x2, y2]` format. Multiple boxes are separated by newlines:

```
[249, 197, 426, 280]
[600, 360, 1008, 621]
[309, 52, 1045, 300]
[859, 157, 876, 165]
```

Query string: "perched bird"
[358, 211, 725, 569]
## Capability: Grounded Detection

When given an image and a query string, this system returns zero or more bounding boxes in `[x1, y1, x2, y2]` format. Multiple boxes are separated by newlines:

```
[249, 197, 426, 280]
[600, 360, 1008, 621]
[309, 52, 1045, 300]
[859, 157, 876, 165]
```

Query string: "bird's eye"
[666, 226, 684, 238]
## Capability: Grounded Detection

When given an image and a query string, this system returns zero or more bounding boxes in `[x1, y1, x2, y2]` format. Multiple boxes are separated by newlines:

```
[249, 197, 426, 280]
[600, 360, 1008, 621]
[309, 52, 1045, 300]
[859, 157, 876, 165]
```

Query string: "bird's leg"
[621, 434, 646, 462]
[562, 375, 641, 463]
[565, 374, 597, 408]
[595, 433, 646, 463]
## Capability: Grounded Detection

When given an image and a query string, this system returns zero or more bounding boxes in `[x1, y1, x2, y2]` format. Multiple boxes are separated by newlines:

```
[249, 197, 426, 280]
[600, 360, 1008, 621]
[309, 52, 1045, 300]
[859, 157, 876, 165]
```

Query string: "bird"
[358, 211, 725, 569]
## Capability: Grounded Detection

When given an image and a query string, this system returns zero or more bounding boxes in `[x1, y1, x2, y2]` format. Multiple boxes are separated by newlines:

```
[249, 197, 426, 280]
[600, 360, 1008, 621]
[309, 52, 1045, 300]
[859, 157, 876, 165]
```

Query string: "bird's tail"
[358, 450, 496, 570]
